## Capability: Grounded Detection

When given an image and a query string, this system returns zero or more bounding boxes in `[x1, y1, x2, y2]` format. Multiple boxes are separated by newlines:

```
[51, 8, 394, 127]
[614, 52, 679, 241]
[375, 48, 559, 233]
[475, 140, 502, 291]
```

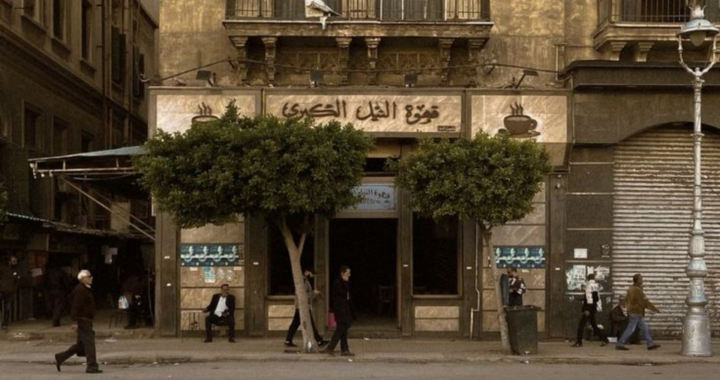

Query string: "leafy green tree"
[135, 105, 373, 350]
[394, 132, 550, 353]
[0, 181, 8, 223]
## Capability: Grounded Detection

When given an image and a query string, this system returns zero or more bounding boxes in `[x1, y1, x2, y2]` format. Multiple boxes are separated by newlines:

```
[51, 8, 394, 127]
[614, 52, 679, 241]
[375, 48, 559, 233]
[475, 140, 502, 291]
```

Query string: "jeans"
[0, 292, 13, 328]
[617, 313, 654, 347]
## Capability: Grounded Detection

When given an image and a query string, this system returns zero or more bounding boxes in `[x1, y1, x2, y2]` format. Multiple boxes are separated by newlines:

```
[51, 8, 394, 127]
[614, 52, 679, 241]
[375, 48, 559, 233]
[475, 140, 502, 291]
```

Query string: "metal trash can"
[506, 305, 539, 355]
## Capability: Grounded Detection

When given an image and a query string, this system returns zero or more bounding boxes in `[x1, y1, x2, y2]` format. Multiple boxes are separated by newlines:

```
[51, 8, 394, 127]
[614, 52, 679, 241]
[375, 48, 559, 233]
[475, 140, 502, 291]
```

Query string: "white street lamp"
[677, 4, 718, 358]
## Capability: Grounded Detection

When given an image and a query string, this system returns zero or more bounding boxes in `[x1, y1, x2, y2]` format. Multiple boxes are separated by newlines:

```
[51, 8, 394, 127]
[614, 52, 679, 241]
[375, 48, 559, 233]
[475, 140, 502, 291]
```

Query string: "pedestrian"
[609, 295, 640, 344]
[322, 265, 355, 356]
[121, 271, 148, 329]
[202, 284, 236, 343]
[616, 273, 661, 351]
[0, 255, 20, 330]
[507, 267, 526, 307]
[572, 273, 609, 347]
[284, 268, 326, 348]
[54, 270, 102, 374]
[45, 266, 71, 327]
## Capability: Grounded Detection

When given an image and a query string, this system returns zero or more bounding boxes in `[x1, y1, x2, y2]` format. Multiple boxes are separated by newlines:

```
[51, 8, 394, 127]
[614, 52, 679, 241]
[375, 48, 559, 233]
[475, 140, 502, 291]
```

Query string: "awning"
[6, 213, 147, 240]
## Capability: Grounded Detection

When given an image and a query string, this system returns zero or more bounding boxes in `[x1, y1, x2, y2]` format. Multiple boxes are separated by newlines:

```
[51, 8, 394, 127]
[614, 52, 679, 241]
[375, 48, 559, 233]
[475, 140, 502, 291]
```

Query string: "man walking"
[0, 255, 20, 330]
[202, 284, 236, 343]
[616, 273, 661, 351]
[55, 270, 102, 374]
[572, 273, 609, 347]
[284, 268, 326, 348]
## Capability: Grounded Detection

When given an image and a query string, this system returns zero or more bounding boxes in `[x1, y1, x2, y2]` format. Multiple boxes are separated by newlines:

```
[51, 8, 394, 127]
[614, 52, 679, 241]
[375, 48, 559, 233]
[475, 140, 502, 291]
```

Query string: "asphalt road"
[0, 361, 716, 379]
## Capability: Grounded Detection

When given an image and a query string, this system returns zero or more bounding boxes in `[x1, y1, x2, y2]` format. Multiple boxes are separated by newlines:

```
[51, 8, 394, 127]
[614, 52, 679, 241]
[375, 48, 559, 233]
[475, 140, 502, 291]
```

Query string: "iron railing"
[226, 0, 489, 21]
[598, 0, 719, 25]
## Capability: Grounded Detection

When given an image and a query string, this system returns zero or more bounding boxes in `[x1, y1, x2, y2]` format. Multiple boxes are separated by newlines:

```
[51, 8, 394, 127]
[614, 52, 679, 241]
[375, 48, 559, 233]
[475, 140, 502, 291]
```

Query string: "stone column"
[262, 37, 278, 85]
[439, 38, 455, 85]
[467, 39, 486, 87]
[336, 37, 352, 85]
[365, 37, 381, 85]
[230, 36, 249, 84]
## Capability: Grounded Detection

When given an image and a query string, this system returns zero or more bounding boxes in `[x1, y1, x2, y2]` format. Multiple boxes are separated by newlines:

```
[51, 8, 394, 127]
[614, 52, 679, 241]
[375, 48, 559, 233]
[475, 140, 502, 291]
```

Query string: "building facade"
[0, 0, 157, 323]
[154, 0, 720, 339]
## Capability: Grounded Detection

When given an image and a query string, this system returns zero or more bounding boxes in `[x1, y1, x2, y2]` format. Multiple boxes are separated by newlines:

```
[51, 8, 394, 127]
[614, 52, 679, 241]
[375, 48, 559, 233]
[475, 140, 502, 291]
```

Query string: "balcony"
[594, 0, 720, 61]
[223, 0, 492, 40]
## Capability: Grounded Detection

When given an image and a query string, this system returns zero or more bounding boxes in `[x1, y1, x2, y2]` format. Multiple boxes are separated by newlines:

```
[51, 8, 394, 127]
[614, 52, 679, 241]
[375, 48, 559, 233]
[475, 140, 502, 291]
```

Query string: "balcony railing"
[226, 0, 489, 21]
[598, 0, 719, 25]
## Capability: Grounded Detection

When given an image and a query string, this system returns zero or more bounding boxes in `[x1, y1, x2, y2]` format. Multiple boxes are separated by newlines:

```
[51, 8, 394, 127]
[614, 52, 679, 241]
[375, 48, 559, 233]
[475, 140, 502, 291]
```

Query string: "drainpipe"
[470, 223, 481, 339]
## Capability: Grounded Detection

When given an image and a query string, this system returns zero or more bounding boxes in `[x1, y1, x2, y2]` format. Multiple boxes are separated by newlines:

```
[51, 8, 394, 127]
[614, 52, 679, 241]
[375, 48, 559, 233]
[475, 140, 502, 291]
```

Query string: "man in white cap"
[54, 270, 102, 374]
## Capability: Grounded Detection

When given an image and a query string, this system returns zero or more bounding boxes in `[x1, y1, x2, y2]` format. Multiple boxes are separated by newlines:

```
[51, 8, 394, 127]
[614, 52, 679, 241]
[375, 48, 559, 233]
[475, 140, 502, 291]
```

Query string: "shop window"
[81, 0, 93, 61]
[268, 223, 315, 295]
[412, 214, 459, 295]
[52, 0, 66, 41]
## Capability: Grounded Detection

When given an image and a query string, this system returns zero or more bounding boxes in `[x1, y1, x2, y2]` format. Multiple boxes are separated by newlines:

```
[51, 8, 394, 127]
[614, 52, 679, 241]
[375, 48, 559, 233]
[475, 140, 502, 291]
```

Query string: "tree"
[393, 132, 550, 354]
[134, 104, 373, 350]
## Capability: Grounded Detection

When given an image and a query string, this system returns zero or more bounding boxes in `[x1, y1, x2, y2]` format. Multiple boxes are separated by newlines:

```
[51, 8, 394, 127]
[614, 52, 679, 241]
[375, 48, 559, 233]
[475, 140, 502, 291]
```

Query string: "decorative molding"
[336, 37, 352, 85]
[230, 36, 249, 84]
[632, 41, 655, 62]
[261, 37, 278, 85]
[365, 37, 381, 85]
[438, 39, 454, 85]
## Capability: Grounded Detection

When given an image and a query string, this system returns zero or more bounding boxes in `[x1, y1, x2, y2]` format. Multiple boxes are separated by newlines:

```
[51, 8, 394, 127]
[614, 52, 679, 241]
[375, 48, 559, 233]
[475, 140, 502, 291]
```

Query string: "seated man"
[610, 295, 640, 344]
[202, 284, 235, 343]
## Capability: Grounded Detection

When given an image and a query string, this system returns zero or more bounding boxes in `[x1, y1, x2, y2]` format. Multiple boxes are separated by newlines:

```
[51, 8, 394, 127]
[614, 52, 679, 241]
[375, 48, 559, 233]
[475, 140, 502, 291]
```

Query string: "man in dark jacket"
[507, 267, 527, 307]
[0, 255, 20, 329]
[284, 268, 326, 347]
[54, 270, 102, 374]
[203, 284, 235, 343]
[616, 273, 660, 351]
[323, 265, 355, 356]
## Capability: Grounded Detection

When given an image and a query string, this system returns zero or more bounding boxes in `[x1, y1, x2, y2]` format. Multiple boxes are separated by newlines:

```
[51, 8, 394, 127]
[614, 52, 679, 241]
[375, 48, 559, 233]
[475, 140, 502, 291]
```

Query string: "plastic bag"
[118, 295, 129, 310]
[328, 312, 336, 328]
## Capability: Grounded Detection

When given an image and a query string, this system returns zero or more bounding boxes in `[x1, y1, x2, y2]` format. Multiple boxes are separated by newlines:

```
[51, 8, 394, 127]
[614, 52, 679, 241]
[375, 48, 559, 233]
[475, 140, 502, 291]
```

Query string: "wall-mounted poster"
[180, 244, 243, 266]
[493, 246, 546, 268]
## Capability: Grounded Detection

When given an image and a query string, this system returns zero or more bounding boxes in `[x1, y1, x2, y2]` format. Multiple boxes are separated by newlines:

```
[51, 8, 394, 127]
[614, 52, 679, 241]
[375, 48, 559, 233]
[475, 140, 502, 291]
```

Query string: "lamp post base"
[681, 313, 712, 356]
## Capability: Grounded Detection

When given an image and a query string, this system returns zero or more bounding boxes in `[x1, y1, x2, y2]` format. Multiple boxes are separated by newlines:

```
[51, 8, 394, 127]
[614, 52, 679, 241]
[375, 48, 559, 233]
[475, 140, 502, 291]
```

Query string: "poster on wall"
[180, 244, 243, 266]
[566, 264, 610, 291]
[493, 246, 545, 268]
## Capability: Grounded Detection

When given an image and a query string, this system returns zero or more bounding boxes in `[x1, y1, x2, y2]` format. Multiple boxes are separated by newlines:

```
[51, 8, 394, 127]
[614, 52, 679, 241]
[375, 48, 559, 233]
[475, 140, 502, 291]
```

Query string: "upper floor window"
[22, 0, 46, 25]
[81, 0, 94, 61]
[227, 0, 488, 21]
[598, 0, 703, 24]
[24, 105, 41, 151]
[52, 118, 68, 156]
[52, 0, 67, 41]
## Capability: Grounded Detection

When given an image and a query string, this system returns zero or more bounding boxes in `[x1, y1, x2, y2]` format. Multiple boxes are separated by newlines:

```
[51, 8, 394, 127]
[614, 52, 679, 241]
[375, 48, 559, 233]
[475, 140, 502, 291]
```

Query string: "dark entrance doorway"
[329, 218, 397, 330]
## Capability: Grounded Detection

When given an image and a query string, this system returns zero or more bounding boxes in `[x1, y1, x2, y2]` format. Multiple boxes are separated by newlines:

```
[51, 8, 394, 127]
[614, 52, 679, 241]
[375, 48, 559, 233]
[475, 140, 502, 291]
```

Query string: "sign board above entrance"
[349, 183, 396, 211]
[266, 94, 462, 134]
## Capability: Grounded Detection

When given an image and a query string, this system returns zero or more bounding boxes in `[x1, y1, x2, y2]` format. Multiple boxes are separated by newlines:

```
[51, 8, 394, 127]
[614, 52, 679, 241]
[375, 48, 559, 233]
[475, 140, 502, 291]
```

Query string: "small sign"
[493, 246, 546, 268]
[180, 244, 243, 266]
[349, 184, 396, 211]
[574, 248, 588, 259]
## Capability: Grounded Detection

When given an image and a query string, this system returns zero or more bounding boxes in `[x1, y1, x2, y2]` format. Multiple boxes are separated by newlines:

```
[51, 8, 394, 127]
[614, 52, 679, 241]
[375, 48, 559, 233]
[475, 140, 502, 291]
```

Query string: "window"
[412, 214, 460, 295]
[52, 0, 66, 41]
[80, 132, 93, 153]
[132, 47, 145, 99]
[268, 223, 315, 295]
[52, 118, 68, 155]
[23, 0, 46, 24]
[81, 1, 93, 60]
[112, 113, 126, 148]
[24, 106, 41, 150]
[111, 27, 126, 85]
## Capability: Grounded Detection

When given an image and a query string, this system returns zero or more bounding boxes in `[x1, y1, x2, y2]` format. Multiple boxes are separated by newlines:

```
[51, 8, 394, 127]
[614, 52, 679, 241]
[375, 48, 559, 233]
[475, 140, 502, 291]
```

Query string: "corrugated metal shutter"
[613, 125, 720, 336]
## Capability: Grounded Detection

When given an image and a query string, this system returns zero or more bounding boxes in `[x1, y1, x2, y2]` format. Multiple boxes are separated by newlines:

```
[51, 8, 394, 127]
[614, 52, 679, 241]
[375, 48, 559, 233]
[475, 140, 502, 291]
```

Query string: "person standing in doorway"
[0, 255, 20, 330]
[284, 268, 326, 348]
[54, 270, 102, 374]
[572, 273, 609, 347]
[507, 267, 526, 307]
[322, 265, 355, 356]
[616, 273, 661, 351]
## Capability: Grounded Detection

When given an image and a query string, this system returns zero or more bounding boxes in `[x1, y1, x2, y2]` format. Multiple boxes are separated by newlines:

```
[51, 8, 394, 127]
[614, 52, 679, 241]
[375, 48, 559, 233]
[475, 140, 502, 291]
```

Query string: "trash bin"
[506, 305, 539, 355]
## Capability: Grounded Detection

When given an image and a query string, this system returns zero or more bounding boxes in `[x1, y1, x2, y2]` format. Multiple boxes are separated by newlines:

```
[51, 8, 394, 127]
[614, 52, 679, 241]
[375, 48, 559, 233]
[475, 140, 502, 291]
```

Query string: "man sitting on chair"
[203, 284, 235, 343]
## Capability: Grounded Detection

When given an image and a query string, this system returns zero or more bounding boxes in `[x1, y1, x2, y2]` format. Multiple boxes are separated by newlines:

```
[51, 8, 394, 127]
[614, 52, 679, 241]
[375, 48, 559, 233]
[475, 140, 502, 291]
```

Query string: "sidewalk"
[0, 336, 718, 366]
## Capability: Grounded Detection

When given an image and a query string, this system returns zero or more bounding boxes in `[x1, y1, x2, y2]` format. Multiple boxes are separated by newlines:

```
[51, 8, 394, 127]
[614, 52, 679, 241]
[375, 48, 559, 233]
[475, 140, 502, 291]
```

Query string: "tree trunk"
[279, 215, 318, 353]
[482, 227, 511, 354]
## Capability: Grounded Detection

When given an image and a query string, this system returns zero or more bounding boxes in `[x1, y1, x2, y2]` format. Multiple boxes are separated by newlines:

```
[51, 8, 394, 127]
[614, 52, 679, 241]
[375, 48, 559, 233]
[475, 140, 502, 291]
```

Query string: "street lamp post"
[677, 5, 718, 358]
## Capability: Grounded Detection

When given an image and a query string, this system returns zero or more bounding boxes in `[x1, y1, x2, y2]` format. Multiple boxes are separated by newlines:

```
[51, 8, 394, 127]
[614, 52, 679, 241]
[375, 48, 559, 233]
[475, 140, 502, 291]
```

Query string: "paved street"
[0, 362, 717, 380]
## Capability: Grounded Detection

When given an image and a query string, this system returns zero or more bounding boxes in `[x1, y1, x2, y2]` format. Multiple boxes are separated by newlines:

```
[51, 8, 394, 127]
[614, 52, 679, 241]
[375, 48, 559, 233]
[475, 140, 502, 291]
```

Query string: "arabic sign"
[266, 94, 462, 134]
[154, 93, 258, 134]
[180, 244, 244, 266]
[348, 184, 396, 211]
[493, 246, 546, 268]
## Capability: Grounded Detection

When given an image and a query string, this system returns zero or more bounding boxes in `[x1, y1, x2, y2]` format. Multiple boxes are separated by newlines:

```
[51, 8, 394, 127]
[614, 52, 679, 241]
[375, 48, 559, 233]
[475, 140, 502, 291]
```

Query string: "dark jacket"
[0, 263, 20, 294]
[330, 277, 355, 324]
[626, 284, 659, 316]
[610, 304, 628, 336]
[204, 294, 236, 317]
[70, 284, 96, 322]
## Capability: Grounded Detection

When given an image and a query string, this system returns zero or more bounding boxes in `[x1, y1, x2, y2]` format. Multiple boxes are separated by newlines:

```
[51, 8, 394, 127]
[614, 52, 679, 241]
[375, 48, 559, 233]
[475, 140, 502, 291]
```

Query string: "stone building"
[154, 0, 720, 339]
[0, 1, 157, 323]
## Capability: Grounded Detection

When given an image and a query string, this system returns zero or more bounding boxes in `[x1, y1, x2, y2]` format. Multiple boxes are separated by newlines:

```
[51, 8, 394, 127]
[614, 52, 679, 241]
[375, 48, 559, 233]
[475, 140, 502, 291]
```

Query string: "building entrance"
[329, 218, 398, 330]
